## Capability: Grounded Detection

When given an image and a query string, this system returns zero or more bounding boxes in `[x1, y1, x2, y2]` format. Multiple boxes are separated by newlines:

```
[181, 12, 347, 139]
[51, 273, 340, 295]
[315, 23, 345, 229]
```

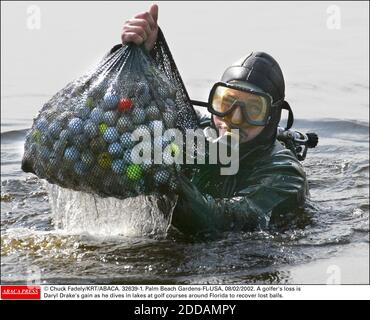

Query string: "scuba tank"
[276, 127, 319, 161]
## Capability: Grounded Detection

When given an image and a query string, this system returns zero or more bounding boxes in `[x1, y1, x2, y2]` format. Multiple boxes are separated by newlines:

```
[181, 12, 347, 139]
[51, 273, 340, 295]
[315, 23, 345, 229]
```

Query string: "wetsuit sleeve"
[172, 148, 308, 235]
[216, 149, 308, 231]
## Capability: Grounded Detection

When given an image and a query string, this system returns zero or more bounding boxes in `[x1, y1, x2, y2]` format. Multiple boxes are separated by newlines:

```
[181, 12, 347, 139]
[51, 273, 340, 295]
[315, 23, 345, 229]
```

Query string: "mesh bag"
[22, 28, 198, 199]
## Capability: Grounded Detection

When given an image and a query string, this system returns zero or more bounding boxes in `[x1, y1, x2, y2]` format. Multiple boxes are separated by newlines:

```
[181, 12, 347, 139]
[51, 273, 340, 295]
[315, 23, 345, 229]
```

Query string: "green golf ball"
[126, 164, 142, 181]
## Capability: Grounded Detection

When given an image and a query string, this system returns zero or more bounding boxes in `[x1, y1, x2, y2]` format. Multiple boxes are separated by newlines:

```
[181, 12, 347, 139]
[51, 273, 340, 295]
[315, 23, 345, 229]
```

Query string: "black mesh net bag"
[22, 28, 199, 199]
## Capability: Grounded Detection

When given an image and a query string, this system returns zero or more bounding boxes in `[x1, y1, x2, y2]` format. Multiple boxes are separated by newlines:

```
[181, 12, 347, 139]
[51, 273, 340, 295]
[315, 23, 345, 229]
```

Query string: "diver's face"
[212, 108, 264, 143]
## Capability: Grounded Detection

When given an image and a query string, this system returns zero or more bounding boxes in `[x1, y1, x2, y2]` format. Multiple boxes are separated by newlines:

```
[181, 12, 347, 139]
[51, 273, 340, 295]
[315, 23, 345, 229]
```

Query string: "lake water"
[1, 1, 369, 284]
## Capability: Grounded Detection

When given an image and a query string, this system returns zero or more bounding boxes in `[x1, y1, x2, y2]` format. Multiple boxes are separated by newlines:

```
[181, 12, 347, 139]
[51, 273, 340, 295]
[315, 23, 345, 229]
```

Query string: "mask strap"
[281, 101, 294, 130]
[190, 100, 208, 108]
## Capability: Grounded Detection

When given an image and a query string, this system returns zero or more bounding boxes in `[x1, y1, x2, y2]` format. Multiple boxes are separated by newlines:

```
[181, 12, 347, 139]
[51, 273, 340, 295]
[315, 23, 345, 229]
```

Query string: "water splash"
[47, 183, 177, 238]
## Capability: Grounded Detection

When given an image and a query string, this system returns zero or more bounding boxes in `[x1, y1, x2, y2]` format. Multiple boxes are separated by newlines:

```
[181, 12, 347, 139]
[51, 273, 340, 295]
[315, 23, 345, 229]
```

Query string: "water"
[1, 1, 369, 284]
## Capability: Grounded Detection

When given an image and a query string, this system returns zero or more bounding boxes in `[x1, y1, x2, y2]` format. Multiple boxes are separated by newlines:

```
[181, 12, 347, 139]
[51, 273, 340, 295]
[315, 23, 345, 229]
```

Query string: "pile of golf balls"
[23, 57, 182, 199]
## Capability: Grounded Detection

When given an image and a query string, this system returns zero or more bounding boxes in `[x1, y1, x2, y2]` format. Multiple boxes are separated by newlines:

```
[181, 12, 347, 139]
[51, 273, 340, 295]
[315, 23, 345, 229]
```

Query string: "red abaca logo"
[1, 286, 41, 300]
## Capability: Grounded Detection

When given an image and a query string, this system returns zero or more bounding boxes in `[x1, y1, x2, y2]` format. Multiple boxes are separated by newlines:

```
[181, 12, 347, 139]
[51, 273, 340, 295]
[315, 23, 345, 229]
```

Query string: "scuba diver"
[119, 4, 318, 236]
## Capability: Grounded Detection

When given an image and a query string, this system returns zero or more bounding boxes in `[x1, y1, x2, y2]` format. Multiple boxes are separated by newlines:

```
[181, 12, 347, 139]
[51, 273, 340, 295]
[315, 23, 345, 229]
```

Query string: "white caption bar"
[41, 285, 370, 300]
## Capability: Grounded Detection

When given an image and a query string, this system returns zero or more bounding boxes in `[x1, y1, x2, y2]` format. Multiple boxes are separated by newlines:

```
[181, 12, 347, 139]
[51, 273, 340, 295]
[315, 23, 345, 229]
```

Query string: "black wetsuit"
[171, 117, 308, 235]
[108, 43, 308, 236]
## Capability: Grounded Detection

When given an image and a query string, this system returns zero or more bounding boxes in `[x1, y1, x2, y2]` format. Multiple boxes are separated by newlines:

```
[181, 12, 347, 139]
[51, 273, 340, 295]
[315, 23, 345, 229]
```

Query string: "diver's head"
[209, 52, 286, 145]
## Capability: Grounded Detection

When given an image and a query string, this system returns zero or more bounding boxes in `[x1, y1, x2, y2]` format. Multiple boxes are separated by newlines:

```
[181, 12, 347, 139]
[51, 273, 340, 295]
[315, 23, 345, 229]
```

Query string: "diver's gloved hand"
[173, 173, 222, 235]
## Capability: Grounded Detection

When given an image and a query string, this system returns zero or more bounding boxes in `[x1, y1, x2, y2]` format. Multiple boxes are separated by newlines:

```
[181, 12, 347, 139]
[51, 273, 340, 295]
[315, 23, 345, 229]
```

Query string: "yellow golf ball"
[86, 97, 94, 108]
[98, 152, 112, 169]
[99, 122, 108, 135]
[169, 143, 180, 157]
[32, 129, 41, 143]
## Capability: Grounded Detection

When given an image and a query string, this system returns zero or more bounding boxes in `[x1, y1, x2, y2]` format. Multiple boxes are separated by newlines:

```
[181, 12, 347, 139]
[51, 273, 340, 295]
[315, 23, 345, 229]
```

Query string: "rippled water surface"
[1, 1, 369, 284]
[2, 119, 368, 284]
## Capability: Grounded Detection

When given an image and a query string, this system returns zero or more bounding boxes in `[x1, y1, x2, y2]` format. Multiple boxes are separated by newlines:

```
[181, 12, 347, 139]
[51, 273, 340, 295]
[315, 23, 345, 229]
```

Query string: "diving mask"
[207, 81, 282, 127]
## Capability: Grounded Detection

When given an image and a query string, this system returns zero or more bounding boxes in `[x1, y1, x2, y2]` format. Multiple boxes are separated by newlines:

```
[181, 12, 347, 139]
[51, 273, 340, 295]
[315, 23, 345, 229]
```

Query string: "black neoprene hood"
[221, 51, 285, 103]
[219, 51, 287, 145]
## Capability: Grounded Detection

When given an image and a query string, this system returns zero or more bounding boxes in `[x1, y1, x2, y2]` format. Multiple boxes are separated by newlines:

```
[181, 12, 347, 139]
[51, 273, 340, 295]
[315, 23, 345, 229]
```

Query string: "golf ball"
[74, 161, 88, 175]
[83, 120, 99, 138]
[120, 132, 134, 149]
[122, 149, 132, 163]
[103, 92, 119, 110]
[81, 150, 95, 167]
[108, 142, 123, 157]
[148, 120, 163, 133]
[35, 118, 49, 132]
[48, 122, 63, 139]
[90, 108, 104, 124]
[99, 122, 108, 135]
[68, 118, 84, 135]
[146, 105, 161, 121]
[90, 136, 107, 154]
[86, 97, 94, 108]
[131, 108, 146, 125]
[103, 110, 119, 126]
[103, 127, 120, 144]
[59, 129, 71, 142]
[97, 152, 112, 169]
[118, 98, 133, 112]
[53, 139, 67, 156]
[64, 146, 80, 162]
[76, 106, 90, 120]
[116, 115, 133, 133]
[111, 159, 125, 174]
[126, 164, 142, 181]
[153, 169, 170, 186]
[72, 134, 88, 150]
